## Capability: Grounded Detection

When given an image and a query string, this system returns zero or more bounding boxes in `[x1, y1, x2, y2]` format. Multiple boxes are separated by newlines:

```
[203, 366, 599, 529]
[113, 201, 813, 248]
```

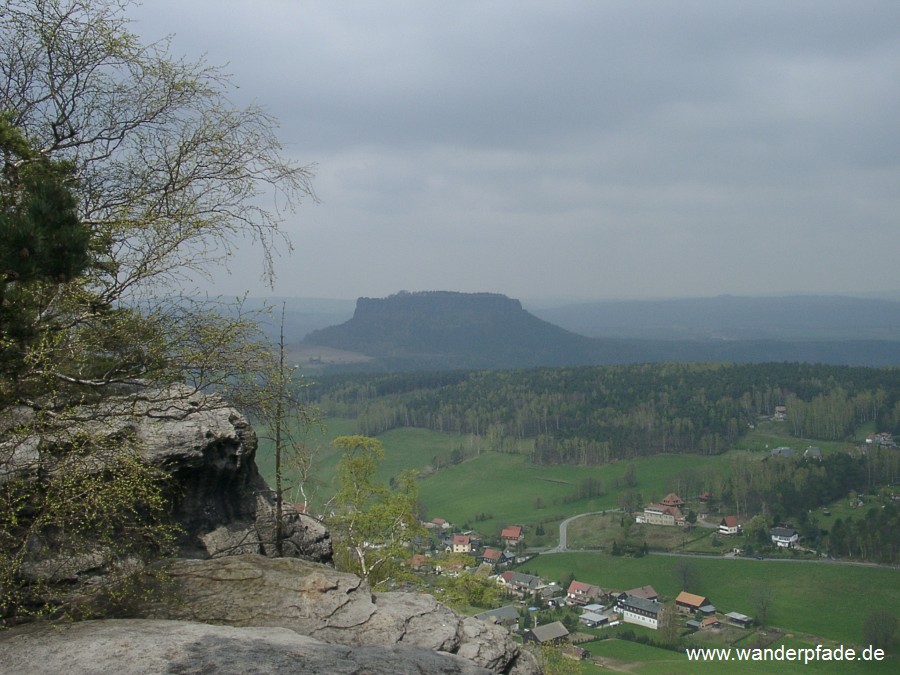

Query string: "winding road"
[542, 511, 611, 554]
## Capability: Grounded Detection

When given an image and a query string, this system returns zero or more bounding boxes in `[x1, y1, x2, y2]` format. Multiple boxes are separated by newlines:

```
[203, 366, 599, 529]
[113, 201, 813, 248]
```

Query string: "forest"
[305, 362, 900, 464]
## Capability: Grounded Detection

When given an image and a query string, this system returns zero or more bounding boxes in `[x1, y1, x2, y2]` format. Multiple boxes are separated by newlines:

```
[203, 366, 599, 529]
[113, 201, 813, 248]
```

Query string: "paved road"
[542, 510, 616, 554]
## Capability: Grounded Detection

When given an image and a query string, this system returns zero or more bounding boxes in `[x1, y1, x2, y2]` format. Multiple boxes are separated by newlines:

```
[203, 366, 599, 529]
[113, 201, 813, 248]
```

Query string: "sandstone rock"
[0, 619, 493, 674]
[0, 385, 332, 565]
[142, 554, 539, 674]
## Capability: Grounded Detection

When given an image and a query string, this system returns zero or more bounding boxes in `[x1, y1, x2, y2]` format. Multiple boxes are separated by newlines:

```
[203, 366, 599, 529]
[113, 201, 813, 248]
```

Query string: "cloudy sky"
[132, 1, 900, 303]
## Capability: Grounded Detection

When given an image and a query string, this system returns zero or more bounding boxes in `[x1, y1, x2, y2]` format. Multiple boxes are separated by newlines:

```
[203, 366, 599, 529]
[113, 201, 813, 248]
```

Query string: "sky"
[131, 1, 900, 303]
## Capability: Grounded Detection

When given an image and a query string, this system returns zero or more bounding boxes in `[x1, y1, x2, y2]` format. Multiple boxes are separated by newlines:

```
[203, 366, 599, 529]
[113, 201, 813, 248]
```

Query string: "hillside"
[303, 291, 646, 370]
[530, 294, 900, 341]
[300, 291, 900, 371]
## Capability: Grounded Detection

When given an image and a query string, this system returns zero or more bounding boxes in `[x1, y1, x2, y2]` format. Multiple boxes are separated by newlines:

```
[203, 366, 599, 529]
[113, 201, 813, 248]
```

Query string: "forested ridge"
[307, 362, 900, 463]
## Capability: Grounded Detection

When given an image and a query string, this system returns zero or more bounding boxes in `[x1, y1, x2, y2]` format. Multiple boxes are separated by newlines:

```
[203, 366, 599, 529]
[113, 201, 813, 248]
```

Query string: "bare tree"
[751, 584, 775, 628]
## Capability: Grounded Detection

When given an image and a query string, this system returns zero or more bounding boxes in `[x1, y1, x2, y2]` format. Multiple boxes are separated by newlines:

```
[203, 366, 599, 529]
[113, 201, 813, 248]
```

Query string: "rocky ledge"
[0, 619, 493, 674]
[137, 555, 538, 674]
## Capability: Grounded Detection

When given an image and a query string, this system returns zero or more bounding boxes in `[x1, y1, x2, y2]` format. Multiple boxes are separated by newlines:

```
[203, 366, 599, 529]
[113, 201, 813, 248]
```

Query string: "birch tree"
[329, 435, 424, 588]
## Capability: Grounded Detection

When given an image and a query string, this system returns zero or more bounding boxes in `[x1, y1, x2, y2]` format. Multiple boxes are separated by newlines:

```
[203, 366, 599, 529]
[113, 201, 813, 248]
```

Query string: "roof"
[626, 585, 658, 600]
[645, 503, 683, 518]
[500, 571, 543, 589]
[721, 516, 739, 528]
[482, 547, 502, 561]
[726, 611, 752, 622]
[452, 534, 470, 545]
[676, 591, 709, 608]
[661, 493, 684, 506]
[771, 527, 797, 538]
[568, 580, 600, 596]
[580, 611, 608, 624]
[530, 621, 569, 643]
[702, 617, 720, 627]
[501, 525, 523, 539]
[622, 596, 660, 615]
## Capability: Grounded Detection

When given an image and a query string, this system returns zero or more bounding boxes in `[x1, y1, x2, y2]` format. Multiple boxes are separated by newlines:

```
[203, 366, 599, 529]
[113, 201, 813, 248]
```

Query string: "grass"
[251, 416, 898, 671]
[582, 638, 897, 675]
[417, 450, 735, 539]
[523, 552, 899, 650]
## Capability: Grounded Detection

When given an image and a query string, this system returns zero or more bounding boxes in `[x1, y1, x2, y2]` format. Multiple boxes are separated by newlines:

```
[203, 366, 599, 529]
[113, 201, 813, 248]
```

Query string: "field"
[252, 415, 898, 671]
[523, 552, 899, 650]
[254, 417, 861, 525]
[581, 638, 897, 675]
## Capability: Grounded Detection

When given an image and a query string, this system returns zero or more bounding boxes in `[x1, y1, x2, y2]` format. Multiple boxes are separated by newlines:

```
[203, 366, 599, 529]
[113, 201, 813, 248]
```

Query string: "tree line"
[307, 362, 900, 464]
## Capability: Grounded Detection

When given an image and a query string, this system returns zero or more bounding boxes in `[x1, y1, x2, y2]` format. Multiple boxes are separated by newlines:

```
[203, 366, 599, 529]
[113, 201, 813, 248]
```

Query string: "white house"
[621, 596, 661, 630]
[451, 534, 472, 553]
[770, 527, 799, 548]
[719, 516, 741, 536]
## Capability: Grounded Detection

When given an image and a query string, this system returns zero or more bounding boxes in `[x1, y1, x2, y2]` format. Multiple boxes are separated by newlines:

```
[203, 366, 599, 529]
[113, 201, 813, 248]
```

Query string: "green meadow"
[254, 416, 864, 536]
[252, 416, 898, 671]
[582, 638, 897, 675]
[524, 552, 899, 649]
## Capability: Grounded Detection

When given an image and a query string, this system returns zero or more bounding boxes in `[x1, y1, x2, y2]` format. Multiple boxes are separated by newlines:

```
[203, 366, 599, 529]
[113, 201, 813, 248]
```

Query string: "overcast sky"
[131, 1, 900, 303]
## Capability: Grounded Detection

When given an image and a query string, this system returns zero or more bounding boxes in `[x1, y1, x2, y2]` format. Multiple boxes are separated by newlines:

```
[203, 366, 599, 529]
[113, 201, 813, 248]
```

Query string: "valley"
[250, 291, 900, 672]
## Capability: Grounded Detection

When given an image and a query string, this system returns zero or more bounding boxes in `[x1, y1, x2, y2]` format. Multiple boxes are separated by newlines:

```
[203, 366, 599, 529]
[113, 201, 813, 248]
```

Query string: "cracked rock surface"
[0, 619, 492, 674]
[141, 555, 539, 674]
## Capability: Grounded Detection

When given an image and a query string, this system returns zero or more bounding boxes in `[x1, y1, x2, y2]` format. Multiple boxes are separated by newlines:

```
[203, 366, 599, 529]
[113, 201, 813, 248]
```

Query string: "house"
[719, 516, 741, 536]
[621, 596, 661, 630]
[769, 446, 795, 459]
[567, 580, 602, 606]
[579, 611, 609, 628]
[866, 433, 896, 447]
[661, 493, 685, 509]
[525, 621, 569, 645]
[497, 571, 546, 597]
[538, 584, 564, 606]
[474, 605, 519, 629]
[725, 611, 754, 628]
[450, 534, 472, 554]
[770, 527, 799, 548]
[698, 491, 713, 503]
[641, 503, 685, 527]
[804, 446, 822, 460]
[701, 617, 721, 630]
[481, 547, 503, 566]
[675, 591, 710, 614]
[621, 585, 659, 603]
[500, 525, 523, 545]
[774, 406, 787, 421]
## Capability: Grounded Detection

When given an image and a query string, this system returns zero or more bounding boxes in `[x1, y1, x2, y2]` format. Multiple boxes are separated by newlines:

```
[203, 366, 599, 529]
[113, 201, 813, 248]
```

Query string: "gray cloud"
[131, 1, 900, 301]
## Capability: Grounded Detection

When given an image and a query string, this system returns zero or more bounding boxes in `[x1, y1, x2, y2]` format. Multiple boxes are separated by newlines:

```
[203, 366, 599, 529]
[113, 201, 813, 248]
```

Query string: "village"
[407, 485, 820, 662]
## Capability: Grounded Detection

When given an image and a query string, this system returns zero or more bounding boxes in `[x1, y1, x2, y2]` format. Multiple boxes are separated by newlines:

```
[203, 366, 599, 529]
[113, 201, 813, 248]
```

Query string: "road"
[541, 511, 612, 554]
[535, 511, 898, 569]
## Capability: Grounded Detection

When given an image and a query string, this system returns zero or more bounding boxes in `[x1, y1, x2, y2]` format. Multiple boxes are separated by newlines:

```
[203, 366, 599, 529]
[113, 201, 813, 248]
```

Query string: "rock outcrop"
[139, 554, 539, 674]
[0, 385, 332, 565]
[0, 619, 494, 674]
[133, 386, 331, 563]
[1, 388, 539, 673]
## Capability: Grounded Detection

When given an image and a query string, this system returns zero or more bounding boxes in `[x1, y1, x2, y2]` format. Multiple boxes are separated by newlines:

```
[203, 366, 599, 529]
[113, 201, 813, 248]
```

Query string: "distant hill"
[529, 294, 900, 341]
[300, 291, 900, 372]
[303, 291, 646, 370]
